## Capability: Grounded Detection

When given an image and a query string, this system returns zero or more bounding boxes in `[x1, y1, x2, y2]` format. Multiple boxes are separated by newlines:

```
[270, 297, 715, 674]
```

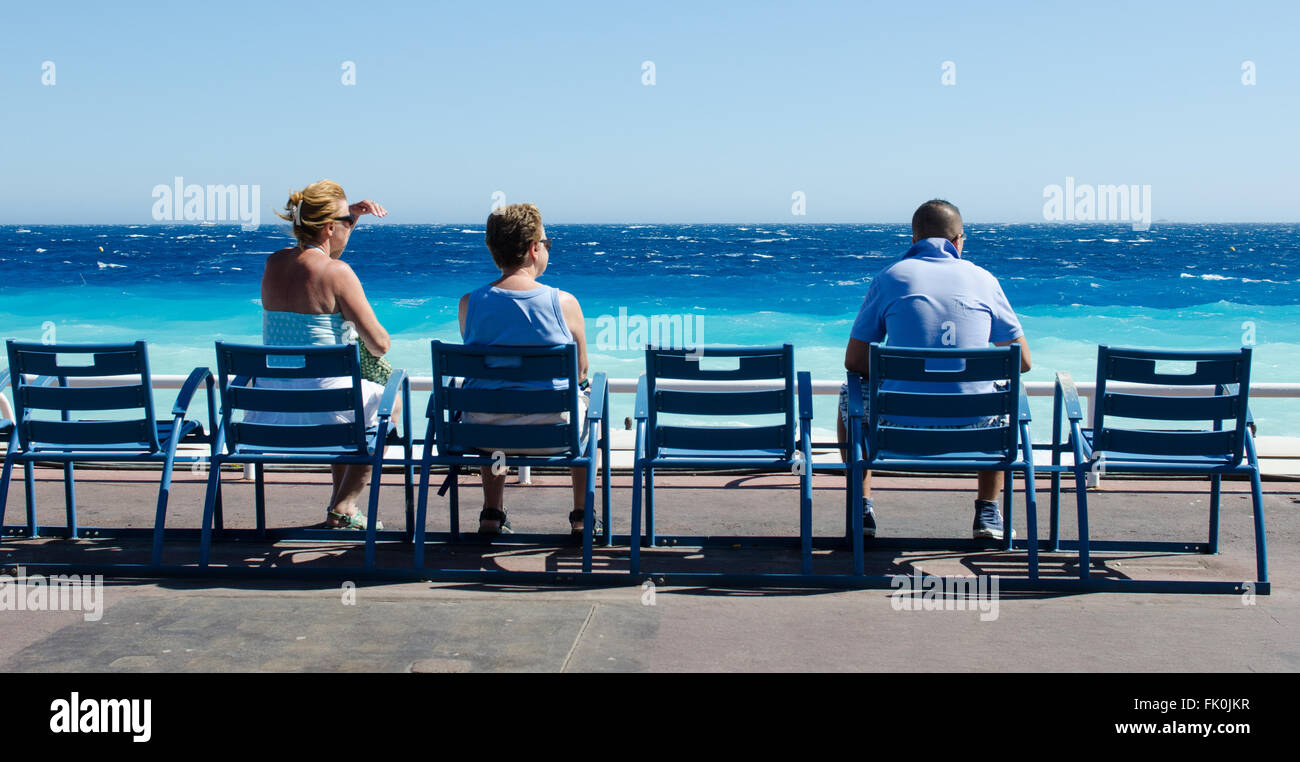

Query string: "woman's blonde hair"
[276, 180, 346, 246]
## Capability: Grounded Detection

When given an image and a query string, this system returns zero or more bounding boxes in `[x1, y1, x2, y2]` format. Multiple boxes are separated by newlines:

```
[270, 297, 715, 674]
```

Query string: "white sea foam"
[97, 261, 126, 269]
[1103, 238, 1121, 243]
[395, 298, 429, 307]
[460, 229, 482, 233]
[35, 248, 47, 253]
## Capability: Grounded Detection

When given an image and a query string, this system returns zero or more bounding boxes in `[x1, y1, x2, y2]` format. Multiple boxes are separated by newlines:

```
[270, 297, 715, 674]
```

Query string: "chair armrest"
[1055, 372, 1083, 421]
[1018, 381, 1032, 422]
[587, 372, 608, 421]
[377, 368, 408, 420]
[845, 372, 865, 419]
[172, 367, 213, 417]
[797, 371, 813, 421]
[633, 374, 648, 420]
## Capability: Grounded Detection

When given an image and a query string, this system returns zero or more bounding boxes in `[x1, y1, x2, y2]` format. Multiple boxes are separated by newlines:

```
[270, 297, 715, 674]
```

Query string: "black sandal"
[569, 509, 604, 538]
[478, 507, 512, 535]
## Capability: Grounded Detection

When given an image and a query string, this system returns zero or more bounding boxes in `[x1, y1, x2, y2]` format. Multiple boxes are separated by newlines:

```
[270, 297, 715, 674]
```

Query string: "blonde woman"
[254, 180, 390, 529]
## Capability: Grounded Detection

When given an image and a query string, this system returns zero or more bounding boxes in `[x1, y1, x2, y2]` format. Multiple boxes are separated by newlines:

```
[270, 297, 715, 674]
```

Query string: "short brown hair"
[485, 203, 543, 269]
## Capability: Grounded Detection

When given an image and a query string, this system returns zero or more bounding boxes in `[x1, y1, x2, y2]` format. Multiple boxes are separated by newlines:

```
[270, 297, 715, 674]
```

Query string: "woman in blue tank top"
[458, 204, 592, 536]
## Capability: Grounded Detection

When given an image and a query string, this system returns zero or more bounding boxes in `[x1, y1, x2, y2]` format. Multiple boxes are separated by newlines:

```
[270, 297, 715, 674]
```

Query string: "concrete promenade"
[0, 465, 1295, 672]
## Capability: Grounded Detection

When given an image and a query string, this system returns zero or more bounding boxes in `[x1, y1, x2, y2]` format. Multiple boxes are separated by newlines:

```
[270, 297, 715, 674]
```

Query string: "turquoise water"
[1, 223, 1296, 439]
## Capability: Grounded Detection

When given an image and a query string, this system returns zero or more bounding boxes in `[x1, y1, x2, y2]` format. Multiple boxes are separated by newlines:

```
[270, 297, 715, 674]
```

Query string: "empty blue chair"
[0, 340, 215, 566]
[1051, 346, 1267, 591]
[631, 344, 814, 577]
[845, 343, 1038, 578]
[199, 342, 412, 570]
[414, 341, 609, 574]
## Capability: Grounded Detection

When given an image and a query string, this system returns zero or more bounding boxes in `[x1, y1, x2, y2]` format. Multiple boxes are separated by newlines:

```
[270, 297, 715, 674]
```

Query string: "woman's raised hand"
[349, 200, 388, 218]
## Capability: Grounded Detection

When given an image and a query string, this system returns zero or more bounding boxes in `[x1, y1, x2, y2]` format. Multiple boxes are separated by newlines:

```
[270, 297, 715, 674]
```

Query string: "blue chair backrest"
[645, 345, 795, 459]
[867, 343, 1021, 462]
[429, 341, 583, 455]
[215, 342, 368, 454]
[1093, 346, 1251, 465]
[4, 340, 161, 452]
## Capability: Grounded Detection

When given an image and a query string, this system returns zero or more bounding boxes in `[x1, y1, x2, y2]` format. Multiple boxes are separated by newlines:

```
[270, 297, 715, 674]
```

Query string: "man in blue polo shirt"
[839, 199, 1032, 539]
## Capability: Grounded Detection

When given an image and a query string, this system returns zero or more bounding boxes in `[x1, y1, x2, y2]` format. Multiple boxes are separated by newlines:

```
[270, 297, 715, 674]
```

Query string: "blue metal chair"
[845, 343, 1039, 578]
[0, 340, 215, 566]
[1050, 346, 1267, 592]
[630, 345, 815, 577]
[414, 341, 609, 574]
[199, 342, 412, 570]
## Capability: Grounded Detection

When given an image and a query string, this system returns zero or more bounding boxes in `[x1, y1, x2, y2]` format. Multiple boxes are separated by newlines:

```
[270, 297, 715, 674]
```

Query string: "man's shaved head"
[911, 199, 963, 241]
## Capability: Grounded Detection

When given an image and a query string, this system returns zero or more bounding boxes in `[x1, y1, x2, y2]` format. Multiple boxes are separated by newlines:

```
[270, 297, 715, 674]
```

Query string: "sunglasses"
[536, 237, 553, 252]
[333, 213, 357, 228]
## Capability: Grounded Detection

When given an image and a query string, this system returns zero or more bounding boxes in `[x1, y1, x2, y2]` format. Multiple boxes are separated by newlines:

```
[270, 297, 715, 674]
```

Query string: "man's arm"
[994, 335, 1031, 373]
[844, 337, 870, 377]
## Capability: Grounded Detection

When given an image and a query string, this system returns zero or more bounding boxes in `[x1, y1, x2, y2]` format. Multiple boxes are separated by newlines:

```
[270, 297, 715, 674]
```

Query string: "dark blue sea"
[1, 223, 1296, 434]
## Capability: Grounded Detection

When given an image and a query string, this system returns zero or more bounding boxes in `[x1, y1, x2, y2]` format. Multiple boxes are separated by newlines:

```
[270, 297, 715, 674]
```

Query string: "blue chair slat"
[445, 422, 573, 451]
[652, 350, 787, 381]
[874, 353, 1014, 383]
[1101, 391, 1239, 421]
[875, 389, 1013, 418]
[230, 422, 363, 450]
[227, 385, 356, 414]
[11, 347, 144, 377]
[18, 383, 149, 411]
[1104, 355, 1245, 386]
[875, 425, 1012, 458]
[656, 424, 788, 451]
[442, 386, 571, 415]
[1094, 428, 1237, 458]
[654, 389, 788, 416]
[23, 418, 155, 448]
[217, 344, 359, 379]
[437, 350, 572, 382]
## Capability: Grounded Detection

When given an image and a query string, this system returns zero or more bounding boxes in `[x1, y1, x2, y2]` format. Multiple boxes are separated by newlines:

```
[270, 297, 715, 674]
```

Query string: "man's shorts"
[839, 383, 1006, 430]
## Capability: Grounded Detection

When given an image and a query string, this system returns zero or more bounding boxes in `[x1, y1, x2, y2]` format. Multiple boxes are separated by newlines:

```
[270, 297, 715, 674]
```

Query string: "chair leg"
[799, 468, 812, 576]
[449, 469, 460, 542]
[1021, 435, 1040, 580]
[0, 445, 14, 532]
[600, 430, 612, 547]
[1002, 467, 1014, 552]
[404, 456, 415, 544]
[1207, 474, 1221, 554]
[24, 461, 37, 538]
[584, 463, 596, 574]
[199, 461, 222, 567]
[645, 466, 656, 546]
[1074, 468, 1091, 581]
[151, 443, 179, 566]
[1249, 466, 1268, 584]
[364, 460, 382, 570]
[63, 462, 78, 539]
[630, 461, 643, 575]
[254, 462, 266, 540]
[414, 462, 432, 569]
[1049, 469, 1061, 552]
[213, 479, 225, 534]
[849, 464, 863, 576]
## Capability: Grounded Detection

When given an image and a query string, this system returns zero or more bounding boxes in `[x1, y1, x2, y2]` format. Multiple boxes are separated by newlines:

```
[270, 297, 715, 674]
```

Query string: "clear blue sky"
[2, 0, 1296, 223]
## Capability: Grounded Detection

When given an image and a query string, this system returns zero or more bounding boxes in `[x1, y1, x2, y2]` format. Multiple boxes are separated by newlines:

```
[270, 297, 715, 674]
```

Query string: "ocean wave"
[460, 229, 482, 233]
[97, 261, 126, 269]
[35, 248, 47, 253]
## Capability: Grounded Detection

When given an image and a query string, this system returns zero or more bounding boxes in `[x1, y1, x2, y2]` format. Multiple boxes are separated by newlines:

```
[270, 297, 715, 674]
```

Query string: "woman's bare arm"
[330, 260, 390, 356]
